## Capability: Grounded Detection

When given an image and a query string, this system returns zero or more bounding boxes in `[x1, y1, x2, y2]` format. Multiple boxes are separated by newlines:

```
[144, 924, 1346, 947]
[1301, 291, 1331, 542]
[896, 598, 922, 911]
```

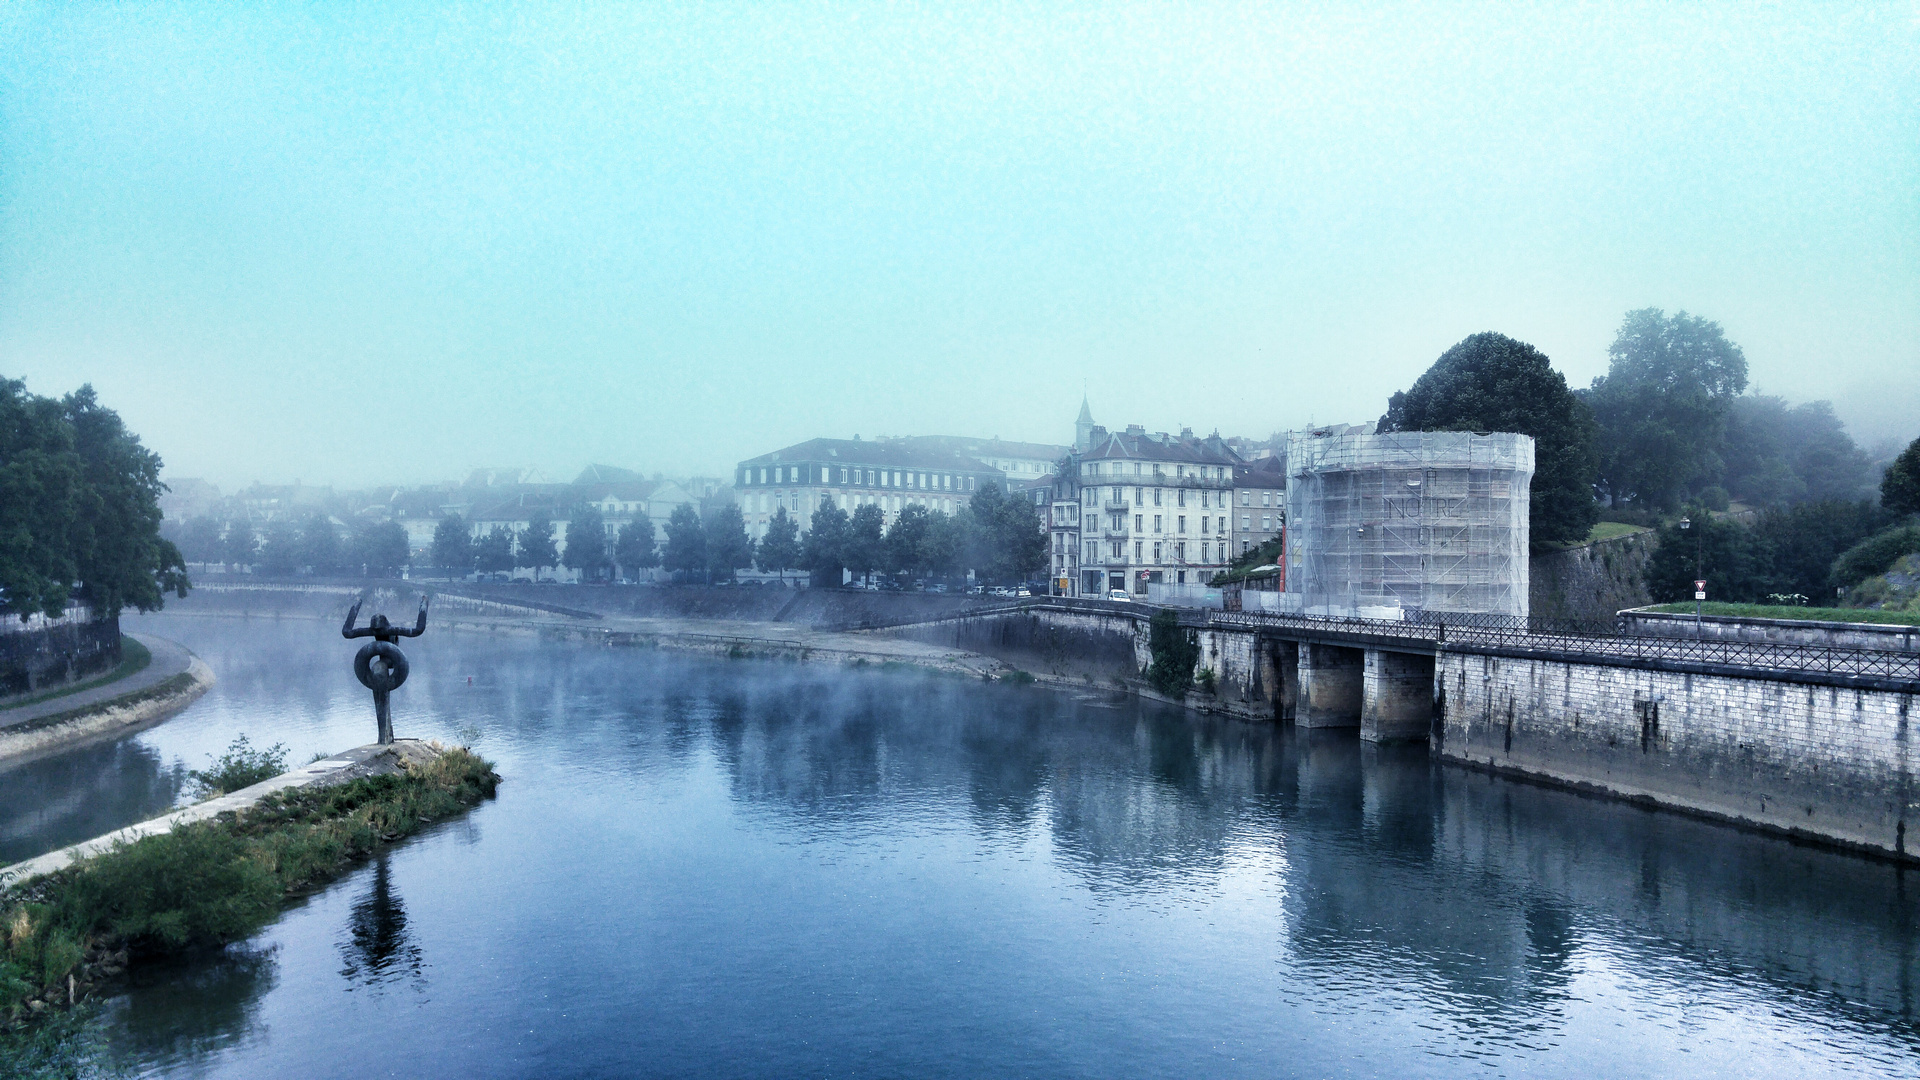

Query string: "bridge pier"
[1361, 649, 1435, 743]
[1299, 643, 1364, 728]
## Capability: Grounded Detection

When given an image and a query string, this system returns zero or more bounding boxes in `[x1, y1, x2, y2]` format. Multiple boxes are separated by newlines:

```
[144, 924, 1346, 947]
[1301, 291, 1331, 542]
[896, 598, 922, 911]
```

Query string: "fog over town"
[2, 3, 1914, 492]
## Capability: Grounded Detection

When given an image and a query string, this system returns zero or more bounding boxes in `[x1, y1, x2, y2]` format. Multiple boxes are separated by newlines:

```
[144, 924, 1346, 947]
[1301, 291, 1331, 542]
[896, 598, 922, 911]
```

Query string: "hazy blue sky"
[2, 2, 1915, 491]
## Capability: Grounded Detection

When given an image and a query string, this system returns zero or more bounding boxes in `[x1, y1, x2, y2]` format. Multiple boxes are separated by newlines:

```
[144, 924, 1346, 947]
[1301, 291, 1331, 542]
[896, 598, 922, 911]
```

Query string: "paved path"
[0, 633, 197, 732]
[1, 739, 446, 886]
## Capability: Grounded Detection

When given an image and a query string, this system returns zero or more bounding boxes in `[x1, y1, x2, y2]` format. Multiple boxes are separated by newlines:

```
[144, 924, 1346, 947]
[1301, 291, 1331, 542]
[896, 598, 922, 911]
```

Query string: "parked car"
[1013, 587, 1031, 598]
[1107, 589, 1132, 602]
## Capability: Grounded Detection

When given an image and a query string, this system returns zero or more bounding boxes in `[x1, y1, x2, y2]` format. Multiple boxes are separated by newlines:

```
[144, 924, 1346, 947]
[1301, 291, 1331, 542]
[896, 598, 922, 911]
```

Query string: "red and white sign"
[1694, 579, 1707, 600]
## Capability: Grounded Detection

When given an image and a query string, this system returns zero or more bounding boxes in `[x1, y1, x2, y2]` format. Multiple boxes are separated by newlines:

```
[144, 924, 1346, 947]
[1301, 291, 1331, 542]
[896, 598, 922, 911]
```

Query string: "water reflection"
[25, 617, 1920, 1076]
[339, 857, 424, 992]
[101, 946, 277, 1071]
[0, 739, 183, 864]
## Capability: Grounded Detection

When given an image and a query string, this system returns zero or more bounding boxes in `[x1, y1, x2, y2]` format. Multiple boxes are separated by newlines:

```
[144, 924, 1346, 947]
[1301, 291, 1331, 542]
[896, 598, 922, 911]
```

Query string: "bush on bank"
[0, 747, 499, 1027]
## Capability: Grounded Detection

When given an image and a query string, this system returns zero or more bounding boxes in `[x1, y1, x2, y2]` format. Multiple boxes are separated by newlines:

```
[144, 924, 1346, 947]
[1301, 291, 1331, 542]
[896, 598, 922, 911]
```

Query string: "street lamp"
[1679, 516, 1704, 637]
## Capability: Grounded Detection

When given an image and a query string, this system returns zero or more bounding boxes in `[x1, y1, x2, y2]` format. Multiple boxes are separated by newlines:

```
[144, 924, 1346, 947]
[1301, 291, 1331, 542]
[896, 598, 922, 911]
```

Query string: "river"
[5, 613, 1919, 1078]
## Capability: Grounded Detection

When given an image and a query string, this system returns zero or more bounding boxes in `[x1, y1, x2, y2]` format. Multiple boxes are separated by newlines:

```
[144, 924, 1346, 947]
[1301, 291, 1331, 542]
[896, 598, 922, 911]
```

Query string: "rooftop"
[739, 438, 1001, 474]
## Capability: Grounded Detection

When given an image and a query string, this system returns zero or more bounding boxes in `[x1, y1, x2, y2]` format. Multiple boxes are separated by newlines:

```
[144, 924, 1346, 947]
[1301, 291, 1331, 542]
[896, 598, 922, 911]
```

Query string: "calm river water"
[5, 613, 1920, 1078]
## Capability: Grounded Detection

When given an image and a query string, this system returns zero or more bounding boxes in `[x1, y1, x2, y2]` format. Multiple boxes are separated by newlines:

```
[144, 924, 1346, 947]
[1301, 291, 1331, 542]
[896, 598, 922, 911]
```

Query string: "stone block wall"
[1436, 650, 1919, 859]
[0, 612, 122, 699]
[1619, 609, 1920, 653]
[1529, 530, 1654, 626]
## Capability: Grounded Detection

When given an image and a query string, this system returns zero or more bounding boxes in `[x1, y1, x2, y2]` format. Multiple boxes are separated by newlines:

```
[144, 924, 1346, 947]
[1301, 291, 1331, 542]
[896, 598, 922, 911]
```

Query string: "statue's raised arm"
[342, 600, 372, 639]
[398, 595, 430, 638]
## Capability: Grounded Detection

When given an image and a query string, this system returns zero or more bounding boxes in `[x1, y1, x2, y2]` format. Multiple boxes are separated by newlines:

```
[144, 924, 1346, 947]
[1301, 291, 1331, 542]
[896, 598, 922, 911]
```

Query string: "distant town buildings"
[734, 438, 1002, 538]
[1071, 420, 1241, 597]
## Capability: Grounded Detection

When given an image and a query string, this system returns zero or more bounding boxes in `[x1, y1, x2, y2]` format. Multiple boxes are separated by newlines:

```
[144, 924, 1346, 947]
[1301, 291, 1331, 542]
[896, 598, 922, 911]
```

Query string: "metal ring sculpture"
[342, 595, 430, 745]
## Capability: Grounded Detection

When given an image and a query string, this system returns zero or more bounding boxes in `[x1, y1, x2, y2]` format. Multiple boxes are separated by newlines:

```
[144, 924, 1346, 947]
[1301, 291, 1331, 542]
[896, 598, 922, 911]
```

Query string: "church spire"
[1075, 396, 1095, 451]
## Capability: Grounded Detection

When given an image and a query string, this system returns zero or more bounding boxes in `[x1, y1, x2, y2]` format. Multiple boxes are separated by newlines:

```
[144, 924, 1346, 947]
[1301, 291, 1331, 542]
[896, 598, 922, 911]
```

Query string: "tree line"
[204, 481, 1049, 586]
[1380, 308, 1884, 547]
[0, 379, 187, 619]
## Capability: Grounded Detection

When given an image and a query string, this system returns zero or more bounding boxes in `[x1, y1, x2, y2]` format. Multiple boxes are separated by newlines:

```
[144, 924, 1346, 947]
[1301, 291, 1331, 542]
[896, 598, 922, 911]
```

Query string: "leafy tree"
[1753, 500, 1888, 600]
[844, 504, 886, 583]
[297, 512, 343, 575]
[1721, 396, 1872, 507]
[1586, 308, 1749, 510]
[756, 507, 801, 581]
[1884, 437, 1920, 517]
[1645, 515, 1768, 605]
[519, 512, 558, 580]
[1643, 501, 1890, 604]
[1379, 331, 1599, 546]
[432, 514, 474, 577]
[882, 504, 931, 577]
[802, 504, 850, 585]
[614, 517, 658, 578]
[704, 504, 755, 582]
[64, 386, 189, 614]
[353, 520, 409, 577]
[178, 515, 225, 567]
[1145, 608, 1200, 694]
[919, 509, 965, 581]
[0, 378, 80, 616]
[662, 504, 707, 580]
[562, 505, 610, 581]
[258, 520, 301, 576]
[963, 483, 1048, 583]
[1832, 525, 1920, 591]
[475, 526, 517, 575]
[222, 519, 258, 570]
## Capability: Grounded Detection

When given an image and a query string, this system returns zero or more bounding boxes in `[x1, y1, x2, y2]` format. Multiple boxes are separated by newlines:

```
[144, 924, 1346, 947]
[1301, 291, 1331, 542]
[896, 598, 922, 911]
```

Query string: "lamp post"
[1680, 516, 1704, 638]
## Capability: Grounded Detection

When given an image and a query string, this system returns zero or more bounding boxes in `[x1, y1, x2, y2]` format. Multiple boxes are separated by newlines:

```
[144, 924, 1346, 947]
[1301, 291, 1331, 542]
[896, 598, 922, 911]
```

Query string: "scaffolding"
[1284, 431, 1534, 618]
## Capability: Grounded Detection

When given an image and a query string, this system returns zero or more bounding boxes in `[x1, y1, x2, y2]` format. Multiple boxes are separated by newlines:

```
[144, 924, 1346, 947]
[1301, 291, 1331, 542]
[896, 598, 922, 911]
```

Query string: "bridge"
[871, 596, 1920, 861]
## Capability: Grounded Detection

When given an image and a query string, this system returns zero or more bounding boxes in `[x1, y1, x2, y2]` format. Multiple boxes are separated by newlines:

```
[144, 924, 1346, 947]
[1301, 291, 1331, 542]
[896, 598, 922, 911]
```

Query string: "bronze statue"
[342, 595, 429, 744]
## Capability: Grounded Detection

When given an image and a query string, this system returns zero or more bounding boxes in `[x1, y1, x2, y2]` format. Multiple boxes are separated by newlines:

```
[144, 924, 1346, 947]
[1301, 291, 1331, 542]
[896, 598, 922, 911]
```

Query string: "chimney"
[1126, 424, 1145, 436]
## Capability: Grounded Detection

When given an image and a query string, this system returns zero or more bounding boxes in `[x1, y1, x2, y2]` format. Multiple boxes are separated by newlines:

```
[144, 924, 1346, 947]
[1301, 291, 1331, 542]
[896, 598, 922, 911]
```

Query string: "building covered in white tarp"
[1284, 430, 1534, 619]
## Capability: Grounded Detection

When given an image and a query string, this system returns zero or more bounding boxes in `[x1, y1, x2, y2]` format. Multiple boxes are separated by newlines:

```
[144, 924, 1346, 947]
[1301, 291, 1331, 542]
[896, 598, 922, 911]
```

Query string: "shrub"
[1146, 609, 1200, 695]
[1831, 525, 1920, 590]
[186, 735, 289, 799]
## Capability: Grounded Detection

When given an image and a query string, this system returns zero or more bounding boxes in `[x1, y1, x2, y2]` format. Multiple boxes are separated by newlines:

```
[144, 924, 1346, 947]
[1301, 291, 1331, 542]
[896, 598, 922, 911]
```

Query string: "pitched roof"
[738, 438, 999, 473]
[572, 464, 646, 486]
[1081, 430, 1243, 466]
[1077, 396, 1094, 425]
[899, 435, 1071, 464]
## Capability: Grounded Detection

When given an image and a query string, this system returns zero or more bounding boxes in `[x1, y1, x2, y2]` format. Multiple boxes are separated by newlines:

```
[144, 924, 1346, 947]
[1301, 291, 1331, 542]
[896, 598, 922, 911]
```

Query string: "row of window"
[1084, 540, 1222, 564]
[1086, 486, 1226, 509]
[1081, 461, 1228, 481]
[742, 464, 981, 492]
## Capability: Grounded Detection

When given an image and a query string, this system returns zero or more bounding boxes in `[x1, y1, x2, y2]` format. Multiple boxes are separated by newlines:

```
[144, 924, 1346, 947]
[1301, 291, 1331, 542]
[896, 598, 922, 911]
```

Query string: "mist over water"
[6, 615, 1915, 1077]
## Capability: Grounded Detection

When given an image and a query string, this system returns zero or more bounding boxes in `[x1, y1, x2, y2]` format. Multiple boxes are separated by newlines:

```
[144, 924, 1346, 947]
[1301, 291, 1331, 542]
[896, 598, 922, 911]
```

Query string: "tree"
[475, 526, 517, 575]
[222, 519, 258, 571]
[519, 512, 558, 580]
[431, 514, 474, 577]
[1884, 437, 1920, 517]
[614, 517, 658, 579]
[662, 504, 706, 580]
[1721, 397, 1872, 507]
[962, 483, 1048, 584]
[704, 503, 754, 582]
[63, 386, 189, 614]
[882, 504, 932, 577]
[1586, 308, 1749, 510]
[919, 509, 964, 581]
[844, 504, 886, 583]
[1379, 331, 1599, 546]
[1145, 608, 1200, 695]
[756, 506, 801, 581]
[562, 505, 610, 581]
[259, 520, 300, 576]
[178, 516, 224, 567]
[801, 504, 850, 585]
[0, 378, 81, 617]
[353, 520, 409, 577]
[298, 513, 343, 575]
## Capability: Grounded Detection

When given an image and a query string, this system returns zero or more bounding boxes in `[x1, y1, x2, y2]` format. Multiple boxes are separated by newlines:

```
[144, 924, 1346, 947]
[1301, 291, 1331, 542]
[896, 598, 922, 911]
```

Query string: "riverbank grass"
[0, 746, 499, 1032]
[1642, 602, 1920, 627]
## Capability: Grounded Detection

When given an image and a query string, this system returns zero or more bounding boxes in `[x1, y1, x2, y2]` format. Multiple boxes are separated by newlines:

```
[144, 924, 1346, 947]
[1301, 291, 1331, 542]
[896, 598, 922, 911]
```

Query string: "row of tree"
[1, 380, 186, 619]
[1380, 309, 1881, 545]
[171, 513, 413, 577]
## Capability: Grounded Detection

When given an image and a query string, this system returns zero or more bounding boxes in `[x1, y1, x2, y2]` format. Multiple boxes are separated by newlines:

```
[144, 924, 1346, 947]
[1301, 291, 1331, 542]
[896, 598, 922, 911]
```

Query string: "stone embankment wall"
[1529, 531, 1654, 626]
[1619, 609, 1920, 653]
[0, 610, 121, 699]
[1436, 650, 1919, 860]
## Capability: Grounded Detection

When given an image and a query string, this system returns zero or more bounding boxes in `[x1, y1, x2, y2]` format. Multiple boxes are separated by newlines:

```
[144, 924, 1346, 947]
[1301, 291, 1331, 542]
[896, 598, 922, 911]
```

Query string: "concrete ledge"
[1, 739, 448, 887]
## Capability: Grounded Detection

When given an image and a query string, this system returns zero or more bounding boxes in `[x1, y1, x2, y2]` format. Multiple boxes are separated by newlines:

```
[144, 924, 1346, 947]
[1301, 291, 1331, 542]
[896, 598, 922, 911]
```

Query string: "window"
[1153, 514, 1162, 532]
[1112, 540, 1123, 558]
[1153, 542, 1162, 561]
[1241, 514, 1251, 529]
[1134, 541, 1143, 561]
[1200, 516, 1208, 533]
[1202, 542, 1210, 562]
[1177, 489, 1186, 507]
[1176, 542, 1185, 560]
[839, 467, 848, 483]
[1134, 486, 1143, 505]
[1178, 515, 1187, 533]
[1134, 514, 1143, 532]
[1242, 540, 1251, 553]
[1111, 486, 1121, 503]
[1153, 487, 1162, 506]
[1261, 492, 1271, 507]
[1241, 491, 1251, 506]
[1262, 514, 1272, 530]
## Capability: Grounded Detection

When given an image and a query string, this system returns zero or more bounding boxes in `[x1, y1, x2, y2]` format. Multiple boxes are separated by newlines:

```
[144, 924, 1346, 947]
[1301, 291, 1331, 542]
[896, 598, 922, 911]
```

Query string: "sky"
[1, 1, 1915, 492]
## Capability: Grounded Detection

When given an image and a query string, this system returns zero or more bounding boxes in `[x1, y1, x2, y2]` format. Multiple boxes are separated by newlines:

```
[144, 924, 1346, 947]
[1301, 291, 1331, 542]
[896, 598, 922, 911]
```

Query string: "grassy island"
[0, 747, 499, 1042]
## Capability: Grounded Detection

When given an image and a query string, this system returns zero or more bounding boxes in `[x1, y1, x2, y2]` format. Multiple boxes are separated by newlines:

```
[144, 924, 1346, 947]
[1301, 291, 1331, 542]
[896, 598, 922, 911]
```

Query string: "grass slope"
[1642, 602, 1920, 627]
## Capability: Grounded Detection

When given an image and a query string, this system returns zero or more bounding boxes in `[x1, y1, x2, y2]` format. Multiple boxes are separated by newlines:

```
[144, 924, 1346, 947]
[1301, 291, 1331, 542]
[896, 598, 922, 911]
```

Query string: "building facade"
[1230, 455, 1287, 560]
[1073, 424, 1241, 597]
[734, 439, 1003, 539]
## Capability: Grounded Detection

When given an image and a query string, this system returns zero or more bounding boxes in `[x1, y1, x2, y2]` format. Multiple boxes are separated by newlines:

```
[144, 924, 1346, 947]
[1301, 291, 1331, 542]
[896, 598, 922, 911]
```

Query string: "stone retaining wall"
[0, 611, 121, 699]
[1619, 609, 1920, 653]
